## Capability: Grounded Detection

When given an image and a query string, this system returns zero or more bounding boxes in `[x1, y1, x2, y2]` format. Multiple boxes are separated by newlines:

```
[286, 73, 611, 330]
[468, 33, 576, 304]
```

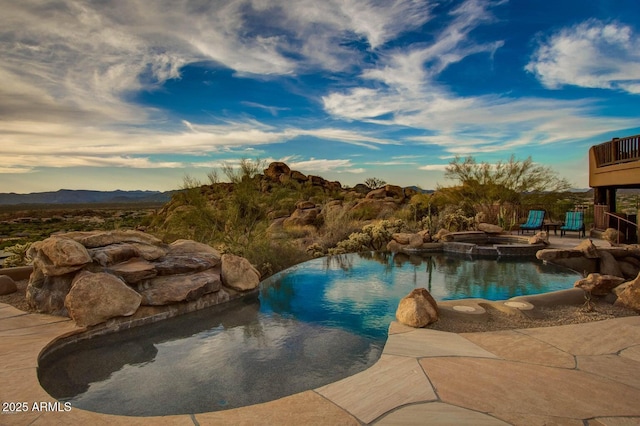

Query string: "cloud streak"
[526, 19, 640, 94]
[0, 0, 638, 191]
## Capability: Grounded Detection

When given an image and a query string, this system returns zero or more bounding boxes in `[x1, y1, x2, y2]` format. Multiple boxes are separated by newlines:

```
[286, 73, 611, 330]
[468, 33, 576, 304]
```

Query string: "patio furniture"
[560, 211, 586, 238]
[518, 210, 546, 234]
[544, 221, 563, 236]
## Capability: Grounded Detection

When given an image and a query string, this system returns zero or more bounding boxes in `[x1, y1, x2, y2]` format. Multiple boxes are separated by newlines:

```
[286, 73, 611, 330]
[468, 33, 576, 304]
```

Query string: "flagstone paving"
[1, 302, 639, 425]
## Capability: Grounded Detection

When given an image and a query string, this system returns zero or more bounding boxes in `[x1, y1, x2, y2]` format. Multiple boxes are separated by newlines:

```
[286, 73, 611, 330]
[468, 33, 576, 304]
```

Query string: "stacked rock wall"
[538, 239, 640, 312]
[26, 230, 260, 327]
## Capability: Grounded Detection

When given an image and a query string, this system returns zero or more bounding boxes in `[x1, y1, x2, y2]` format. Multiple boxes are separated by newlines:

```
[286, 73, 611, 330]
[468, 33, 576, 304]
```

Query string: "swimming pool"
[39, 252, 581, 416]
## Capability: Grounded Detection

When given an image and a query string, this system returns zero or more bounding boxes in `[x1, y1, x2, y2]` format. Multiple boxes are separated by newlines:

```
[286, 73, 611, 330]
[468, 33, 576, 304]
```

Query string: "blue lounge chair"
[518, 210, 545, 234]
[560, 211, 585, 237]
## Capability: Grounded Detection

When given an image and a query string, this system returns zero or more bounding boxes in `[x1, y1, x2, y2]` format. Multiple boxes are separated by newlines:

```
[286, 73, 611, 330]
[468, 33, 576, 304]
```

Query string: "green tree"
[441, 155, 570, 224]
[444, 155, 570, 194]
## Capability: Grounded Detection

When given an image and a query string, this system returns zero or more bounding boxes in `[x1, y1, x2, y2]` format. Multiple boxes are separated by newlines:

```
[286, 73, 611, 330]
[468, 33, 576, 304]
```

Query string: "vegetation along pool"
[39, 252, 581, 416]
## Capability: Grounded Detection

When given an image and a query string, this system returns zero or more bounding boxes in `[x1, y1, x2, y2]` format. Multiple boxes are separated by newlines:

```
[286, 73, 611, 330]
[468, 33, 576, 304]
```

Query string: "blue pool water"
[39, 252, 581, 416]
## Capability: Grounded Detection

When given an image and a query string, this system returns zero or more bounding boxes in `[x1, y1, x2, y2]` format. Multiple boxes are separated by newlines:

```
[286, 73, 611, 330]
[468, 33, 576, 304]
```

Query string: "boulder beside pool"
[396, 288, 439, 327]
[25, 230, 260, 327]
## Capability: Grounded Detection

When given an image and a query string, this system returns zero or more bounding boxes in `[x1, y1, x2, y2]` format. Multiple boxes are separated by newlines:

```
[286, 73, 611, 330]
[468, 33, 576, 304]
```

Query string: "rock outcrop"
[615, 272, 640, 312]
[574, 273, 626, 296]
[65, 271, 142, 327]
[396, 288, 439, 327]
[0, 275, 17, 295]
[221, 254, 261, 291]
[539, 241, 640, 312]
[537, 241, 640, 279]
[477, 223, 503, 234]
[26, 230, 260, 326]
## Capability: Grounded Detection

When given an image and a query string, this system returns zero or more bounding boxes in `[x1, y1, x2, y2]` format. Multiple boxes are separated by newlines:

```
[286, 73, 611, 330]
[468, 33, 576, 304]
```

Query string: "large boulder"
[615, 273, 640, 312]
[477, 223, 503, 234]
[395, 288, 439, 327]
[153, 255, 219, 276]
[598, 250, 624, 278]
[137, 268, 222, 305]
[433, 229, 454, 242]
[408, 233, 424, 249]
[536, 249, 598, 274]
[283, 206, 320, 227]
[574, 273, 626, 296]
[576, 239, 600, 259]
[29, 237, 92, 276]
[619, 257, 640, 279]
[89, 243, 141, 267]
[65, 271, 142, 327]
[383, 184, 405, 201]
[221, 254, 260, 291]
[109, 258, 158, 283]
[392, 233, 413, 245]
[0, 275, 17, 295]
[386, 240, 404, 253]
[365, 188, 386, 199]
[26, 269, 76, 315]
[63, 230, 163, 248]
[264, 162, 291, 181]
[602, 228, 623, 245]
[528, 231, 548, 245]
[167, 239, 221, 257]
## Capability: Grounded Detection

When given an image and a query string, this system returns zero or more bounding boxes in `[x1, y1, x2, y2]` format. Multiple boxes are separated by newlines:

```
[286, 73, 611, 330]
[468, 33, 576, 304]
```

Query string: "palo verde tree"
[438, 155, 570, 224]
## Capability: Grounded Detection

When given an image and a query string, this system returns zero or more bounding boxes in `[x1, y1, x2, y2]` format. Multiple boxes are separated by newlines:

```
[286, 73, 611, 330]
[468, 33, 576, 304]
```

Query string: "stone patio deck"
[1, 300, 639, 425]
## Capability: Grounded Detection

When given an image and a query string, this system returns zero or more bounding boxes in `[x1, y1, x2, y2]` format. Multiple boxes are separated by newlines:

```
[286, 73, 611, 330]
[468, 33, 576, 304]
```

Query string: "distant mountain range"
[0, 189, 174, 205]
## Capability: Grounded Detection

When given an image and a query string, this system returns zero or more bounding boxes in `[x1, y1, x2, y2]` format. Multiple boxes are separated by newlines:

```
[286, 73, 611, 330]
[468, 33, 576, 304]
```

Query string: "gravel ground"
[428, 300, 638, 334]
[2, 279, 638, 333]
[0, 279, 30, 312]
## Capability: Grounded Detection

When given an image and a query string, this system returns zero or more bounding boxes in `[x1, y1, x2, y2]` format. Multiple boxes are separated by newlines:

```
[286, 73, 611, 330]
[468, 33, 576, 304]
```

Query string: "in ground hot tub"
[442, 232, 544, 257]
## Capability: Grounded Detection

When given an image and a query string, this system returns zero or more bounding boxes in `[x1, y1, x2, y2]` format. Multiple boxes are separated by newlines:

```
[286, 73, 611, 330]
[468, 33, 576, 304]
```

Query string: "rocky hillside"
[148, 162, 427, 275]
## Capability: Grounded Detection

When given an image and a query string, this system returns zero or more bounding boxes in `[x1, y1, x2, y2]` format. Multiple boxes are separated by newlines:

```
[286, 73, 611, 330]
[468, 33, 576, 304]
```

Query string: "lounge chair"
[560, 211, 585, 237]
[518, 209, 545, 234]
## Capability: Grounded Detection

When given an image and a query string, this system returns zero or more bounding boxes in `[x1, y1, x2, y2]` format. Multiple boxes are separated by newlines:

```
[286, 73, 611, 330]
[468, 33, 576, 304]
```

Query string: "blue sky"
[1, 0, 639, 193]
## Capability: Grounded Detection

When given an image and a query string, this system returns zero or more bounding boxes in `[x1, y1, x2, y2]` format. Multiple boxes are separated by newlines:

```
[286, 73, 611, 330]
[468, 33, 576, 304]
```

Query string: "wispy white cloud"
[323, 3, 639, 157]
[419, 164, 449, 171]
[526, 19, 640, 94]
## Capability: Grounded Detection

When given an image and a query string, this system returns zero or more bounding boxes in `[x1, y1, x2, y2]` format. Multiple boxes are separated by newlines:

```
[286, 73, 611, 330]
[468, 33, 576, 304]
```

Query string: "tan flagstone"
[0, 313, 73, 333]
[195, 391, 359, 426]
[619, 345, 640, 363]
[316, 354, 436, 424]
[490, 411, 584, 426]
[388, 320, 417, 335]
[420, 357, 640, 419]
[519, 317, 640, 356]
[462, 329, 575, 368]
[0, 305, 28, 319]
[383, 328, 498, 358]
[0, 320, 77, 339]
[577, 354, 640, 389]
[374, 402, 510, 425]
[29, 409, 193, 425]
[0, 335, 56, 369]
[588, 417, 640, 426]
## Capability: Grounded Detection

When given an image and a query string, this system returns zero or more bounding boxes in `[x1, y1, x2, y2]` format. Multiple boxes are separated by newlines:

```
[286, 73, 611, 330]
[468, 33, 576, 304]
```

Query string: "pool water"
[39, 252, 581, 416]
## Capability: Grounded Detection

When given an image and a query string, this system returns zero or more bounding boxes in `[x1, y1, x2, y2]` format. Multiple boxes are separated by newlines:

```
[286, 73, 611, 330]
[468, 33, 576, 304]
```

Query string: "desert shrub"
[350, 202, 378, 221]
[438, 207, 476, 232]
[2, 242, 32, 268]
[364, 177, 386, 190]
[316, 204, 360, 252]
[329, 219, 406, 254]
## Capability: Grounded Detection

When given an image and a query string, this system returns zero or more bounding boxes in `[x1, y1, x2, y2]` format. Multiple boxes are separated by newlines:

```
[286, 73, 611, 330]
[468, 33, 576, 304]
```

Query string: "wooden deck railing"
[603, 211, 639, 244]
[593, 134, 640, 167]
